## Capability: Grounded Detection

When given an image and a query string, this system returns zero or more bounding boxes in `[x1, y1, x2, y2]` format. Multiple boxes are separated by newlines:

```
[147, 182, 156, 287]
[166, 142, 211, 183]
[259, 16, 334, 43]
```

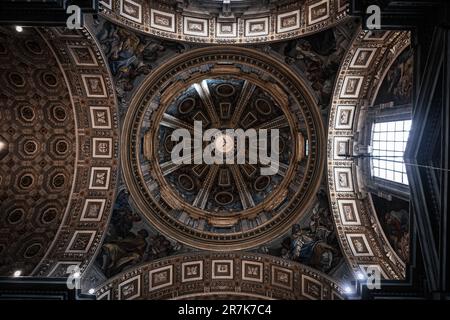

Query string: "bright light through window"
[371, 120, 411, 185]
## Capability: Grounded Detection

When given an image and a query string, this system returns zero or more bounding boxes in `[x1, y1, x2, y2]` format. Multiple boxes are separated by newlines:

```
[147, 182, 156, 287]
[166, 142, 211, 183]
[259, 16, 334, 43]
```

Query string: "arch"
[95, 252, 345, 300]
[327, 29, 411, 280]
[0, 26, 120, 277]
[99, 0, 350, 45]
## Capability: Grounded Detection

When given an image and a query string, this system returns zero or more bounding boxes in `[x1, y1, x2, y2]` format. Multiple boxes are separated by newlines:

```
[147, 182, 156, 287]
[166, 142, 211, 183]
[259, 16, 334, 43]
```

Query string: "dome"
[121, 46, 325, 251]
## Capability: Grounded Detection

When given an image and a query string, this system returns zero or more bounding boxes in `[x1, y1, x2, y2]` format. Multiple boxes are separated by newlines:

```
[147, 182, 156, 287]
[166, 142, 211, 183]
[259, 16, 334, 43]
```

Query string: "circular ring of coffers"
[121, 46, 325, 251]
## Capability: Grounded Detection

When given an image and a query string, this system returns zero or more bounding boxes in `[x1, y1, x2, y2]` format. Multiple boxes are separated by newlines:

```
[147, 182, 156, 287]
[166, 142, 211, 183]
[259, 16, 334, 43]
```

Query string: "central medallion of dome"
[153, 78, 295, 216]
[215, 133, 234, 154]
[122, 47, 325, 250]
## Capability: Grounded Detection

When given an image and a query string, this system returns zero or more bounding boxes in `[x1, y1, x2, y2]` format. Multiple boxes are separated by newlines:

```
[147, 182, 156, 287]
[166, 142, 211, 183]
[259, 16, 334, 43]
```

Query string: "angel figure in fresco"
[100, 228, 149, 278]
[383, 51, 413, 105]
[107, 28, 154, 89]
[282, 195, 338, 273]
[97, 23, 154, 91]
[285, 224, 336, 272]
[393, 55, 413, 100]
[384, 209, 410, 262]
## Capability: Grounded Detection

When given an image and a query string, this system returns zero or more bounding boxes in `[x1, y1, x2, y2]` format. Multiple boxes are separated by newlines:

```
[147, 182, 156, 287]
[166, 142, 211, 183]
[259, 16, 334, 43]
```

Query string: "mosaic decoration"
[262, 188, 344, 275]
[372, 194, 410, 262]
[93, 18, 184, 103]
[276, 20, 359, 111]
[95, 190, 182, 278]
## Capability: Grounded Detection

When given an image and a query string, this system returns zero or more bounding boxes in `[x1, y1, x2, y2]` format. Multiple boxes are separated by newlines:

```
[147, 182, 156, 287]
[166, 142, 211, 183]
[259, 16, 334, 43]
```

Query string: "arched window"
[371, 120, 412, 185]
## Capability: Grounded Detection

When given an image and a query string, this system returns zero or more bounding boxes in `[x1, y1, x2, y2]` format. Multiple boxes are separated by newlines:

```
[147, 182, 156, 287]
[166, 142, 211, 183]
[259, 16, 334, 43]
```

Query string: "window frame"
[360, 104, 412, 201]
[370, 119, 411, 185]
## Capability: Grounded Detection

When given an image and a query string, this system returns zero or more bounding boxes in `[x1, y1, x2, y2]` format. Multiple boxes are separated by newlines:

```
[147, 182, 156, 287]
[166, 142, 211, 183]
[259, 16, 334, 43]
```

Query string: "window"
[371, 120, 411, 185]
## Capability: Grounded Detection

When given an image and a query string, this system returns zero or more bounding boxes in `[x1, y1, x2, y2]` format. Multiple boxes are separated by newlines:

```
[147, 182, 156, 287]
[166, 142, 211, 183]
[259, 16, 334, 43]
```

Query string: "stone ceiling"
[98, 0, 349, 44]
[0, 0, 415, 300]
[0, 26, 119, 277]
